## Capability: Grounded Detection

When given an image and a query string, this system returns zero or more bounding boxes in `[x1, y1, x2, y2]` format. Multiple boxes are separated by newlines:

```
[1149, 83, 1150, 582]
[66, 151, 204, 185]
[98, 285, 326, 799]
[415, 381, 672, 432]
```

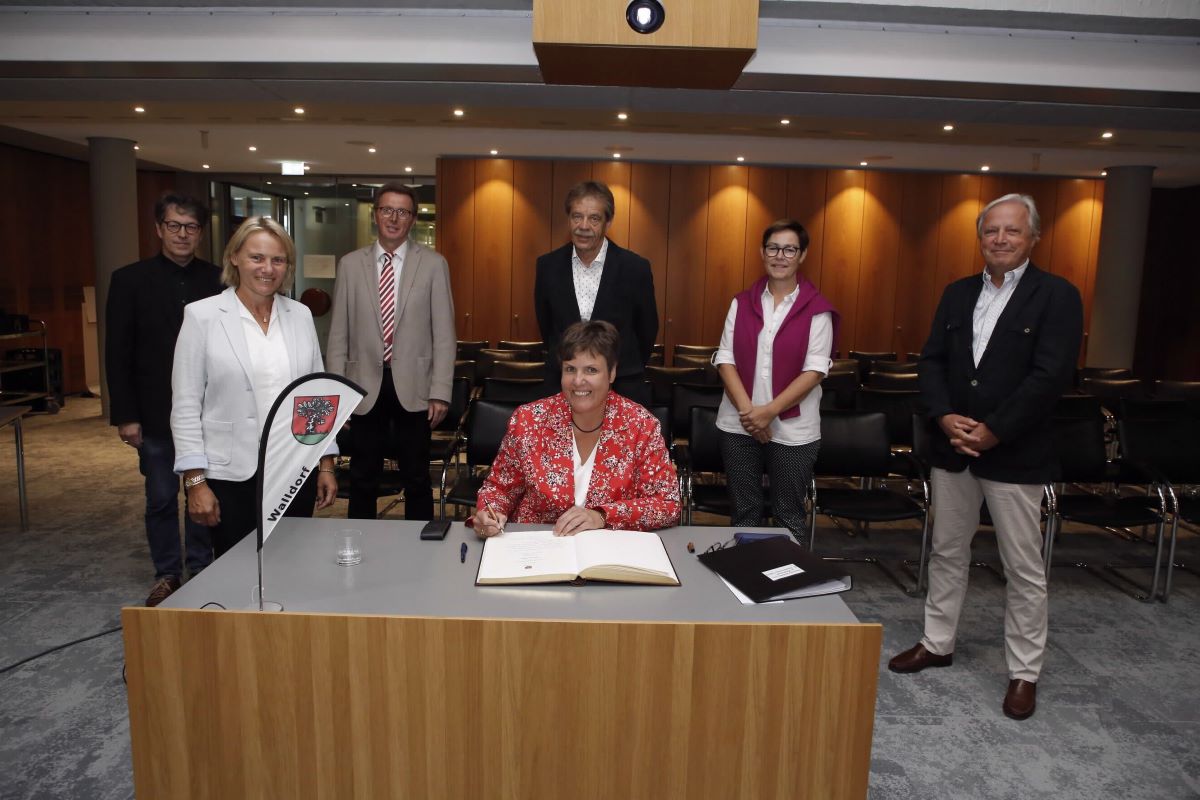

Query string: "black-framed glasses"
[764, 244, 802, 258]
[161, 221, 201, 235]
[376, 207, 414, 220]
[704, 537, 736, 554]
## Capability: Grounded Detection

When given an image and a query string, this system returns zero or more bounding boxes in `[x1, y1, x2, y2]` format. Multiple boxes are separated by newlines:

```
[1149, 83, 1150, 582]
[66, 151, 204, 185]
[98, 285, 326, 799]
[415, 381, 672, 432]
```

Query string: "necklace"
[572, 416, 603, 434]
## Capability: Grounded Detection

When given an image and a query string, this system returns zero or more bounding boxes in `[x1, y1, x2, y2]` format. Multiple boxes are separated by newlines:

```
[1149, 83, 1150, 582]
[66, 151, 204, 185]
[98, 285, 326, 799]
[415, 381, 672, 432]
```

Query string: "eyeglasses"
[376, 207, 414, 220]
[764, 244, 802, 258]
[161, 221, 201, 235]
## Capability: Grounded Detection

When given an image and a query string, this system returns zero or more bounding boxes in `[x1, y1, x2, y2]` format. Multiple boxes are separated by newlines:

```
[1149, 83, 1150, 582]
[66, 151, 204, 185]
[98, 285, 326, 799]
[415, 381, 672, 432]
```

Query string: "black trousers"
[347, 367, 433, 521]
[207, 470, 318, 558]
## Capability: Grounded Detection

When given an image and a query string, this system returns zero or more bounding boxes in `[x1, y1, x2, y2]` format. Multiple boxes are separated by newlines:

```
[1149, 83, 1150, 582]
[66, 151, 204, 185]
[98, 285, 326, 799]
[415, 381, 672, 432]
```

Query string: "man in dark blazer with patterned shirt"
[106, 193, 221, 607]
[888, 193, 1083, 721]
[534, 181, 657, 405]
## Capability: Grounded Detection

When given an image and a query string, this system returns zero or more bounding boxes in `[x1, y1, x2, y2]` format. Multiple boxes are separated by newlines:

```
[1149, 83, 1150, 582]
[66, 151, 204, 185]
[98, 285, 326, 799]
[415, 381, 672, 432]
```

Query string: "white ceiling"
[1, 1, 1197, 186]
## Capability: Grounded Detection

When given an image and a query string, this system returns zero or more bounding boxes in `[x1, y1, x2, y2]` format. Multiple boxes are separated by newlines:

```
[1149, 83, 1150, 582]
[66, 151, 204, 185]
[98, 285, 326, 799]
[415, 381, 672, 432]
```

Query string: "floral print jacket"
[476, 392, 681, 531]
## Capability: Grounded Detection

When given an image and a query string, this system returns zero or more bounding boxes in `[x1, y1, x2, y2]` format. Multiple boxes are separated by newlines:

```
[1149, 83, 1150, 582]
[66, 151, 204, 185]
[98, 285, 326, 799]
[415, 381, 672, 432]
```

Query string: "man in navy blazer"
[888, 194, 1083, 721]
[534, 181, 658, 404]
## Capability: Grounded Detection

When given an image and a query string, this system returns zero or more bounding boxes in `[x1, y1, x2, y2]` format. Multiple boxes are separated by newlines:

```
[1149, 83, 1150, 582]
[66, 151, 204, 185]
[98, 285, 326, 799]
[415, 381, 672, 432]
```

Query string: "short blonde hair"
[221, 216, 296, 292]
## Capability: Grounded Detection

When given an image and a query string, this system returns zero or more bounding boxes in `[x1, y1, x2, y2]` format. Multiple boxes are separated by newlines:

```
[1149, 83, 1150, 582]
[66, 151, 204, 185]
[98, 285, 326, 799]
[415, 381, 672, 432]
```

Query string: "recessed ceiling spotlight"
[303, 192, 310, 196]
[980, 165, 991, 172]
[202, 164, 210, 169]
[617, 112, 628, 120]
[626, 0, 666, 34]
[860, 161, 868, 166]
[294, 107, 305, 115]
[303, 164, 310, 170]
[613, 153, 622, 159]
[404, 166, 413, 173]
[490, 149, 498, 155]
[134, 106, 145, 113]
[344, 203, 350, 207]
[133, 145, 140, 151]
[453, 109, 464, 117]
[736, 156, 745, 162]
[368, 147, 376, 153]
[266, 181, 272, 185]
[780, 119, 790, 125]
[1101, 131, 1114, 139]
[1101, 170, 1108, 176]
[943, 124, 954, 132]
[248, 146, 257, 152]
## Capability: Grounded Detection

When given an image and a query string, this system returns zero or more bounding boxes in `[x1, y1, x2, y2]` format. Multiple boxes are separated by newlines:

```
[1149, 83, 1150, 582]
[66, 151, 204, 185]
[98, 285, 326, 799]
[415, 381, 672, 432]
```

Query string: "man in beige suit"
[327, 181, 456, 520]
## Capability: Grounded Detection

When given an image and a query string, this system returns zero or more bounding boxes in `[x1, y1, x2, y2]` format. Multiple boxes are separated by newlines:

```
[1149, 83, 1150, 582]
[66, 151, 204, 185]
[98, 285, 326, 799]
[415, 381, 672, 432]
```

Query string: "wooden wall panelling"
[702, 166, 750, 347]
[1082, 180, 1105, 364]
[1048, 178, 1099, 308]
[627, 162, 672, 344]
[934, 174, 984, 291]
[472, 159, 516, 346]
[436, 158, 477, 340]
[592, 159, 632, 248]
[0, 145, 27, 314]
[891, 173, 944, 357]
[664, 165, 711, 358]
[784, 168, 828, 291]
[510, 160, 555, 341]
[741, 166, 789, 289]
[853, 171, 903, 353]
[820, 169, 867, 356]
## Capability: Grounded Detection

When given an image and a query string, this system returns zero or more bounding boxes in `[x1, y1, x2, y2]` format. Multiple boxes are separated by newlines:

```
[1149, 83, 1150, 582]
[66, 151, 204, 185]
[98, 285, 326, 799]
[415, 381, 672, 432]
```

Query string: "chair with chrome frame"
[429, 376, 473, 505]
[680, 406, 733, 525]
[439, 400, 520, 520]
[808, 410, 931, 595]
[1117, 416, 1200, 602]
[1044, 415, 1170, 602]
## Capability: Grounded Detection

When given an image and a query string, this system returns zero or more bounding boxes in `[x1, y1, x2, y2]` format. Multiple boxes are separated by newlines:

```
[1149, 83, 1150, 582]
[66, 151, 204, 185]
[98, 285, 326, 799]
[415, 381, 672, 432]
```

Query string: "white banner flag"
[257, 372, 364, 548]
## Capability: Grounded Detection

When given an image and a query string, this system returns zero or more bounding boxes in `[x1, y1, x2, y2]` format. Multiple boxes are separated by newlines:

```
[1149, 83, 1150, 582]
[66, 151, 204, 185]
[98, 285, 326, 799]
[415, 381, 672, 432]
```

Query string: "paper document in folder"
[698, 537, 850, 602]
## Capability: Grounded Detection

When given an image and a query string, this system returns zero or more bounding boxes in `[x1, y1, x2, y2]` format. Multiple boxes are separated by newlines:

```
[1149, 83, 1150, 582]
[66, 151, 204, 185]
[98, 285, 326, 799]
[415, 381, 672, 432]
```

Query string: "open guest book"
[476, 529, 680, 586]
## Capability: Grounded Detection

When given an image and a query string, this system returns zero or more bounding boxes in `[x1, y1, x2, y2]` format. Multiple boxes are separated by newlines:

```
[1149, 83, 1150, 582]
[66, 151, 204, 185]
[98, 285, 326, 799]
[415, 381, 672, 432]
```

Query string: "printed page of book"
[476, 530, 580, 584]
[573, 529, 679, 585]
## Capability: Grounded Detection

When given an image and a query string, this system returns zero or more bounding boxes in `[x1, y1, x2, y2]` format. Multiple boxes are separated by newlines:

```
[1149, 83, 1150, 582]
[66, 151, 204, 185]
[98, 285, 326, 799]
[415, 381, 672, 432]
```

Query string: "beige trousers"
[921, 467, 1047, 681]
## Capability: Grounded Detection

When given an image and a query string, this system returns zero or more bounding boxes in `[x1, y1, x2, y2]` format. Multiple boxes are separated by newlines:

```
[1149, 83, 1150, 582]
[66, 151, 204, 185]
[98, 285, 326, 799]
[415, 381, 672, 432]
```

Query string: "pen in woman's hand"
[485, 499, 505, 535]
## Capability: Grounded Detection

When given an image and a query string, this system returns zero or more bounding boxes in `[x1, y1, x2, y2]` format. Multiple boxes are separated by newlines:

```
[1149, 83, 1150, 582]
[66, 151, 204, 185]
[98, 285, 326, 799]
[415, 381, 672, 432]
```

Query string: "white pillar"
[1086, 165, 1154, 369]
[89, 136, 140, 418]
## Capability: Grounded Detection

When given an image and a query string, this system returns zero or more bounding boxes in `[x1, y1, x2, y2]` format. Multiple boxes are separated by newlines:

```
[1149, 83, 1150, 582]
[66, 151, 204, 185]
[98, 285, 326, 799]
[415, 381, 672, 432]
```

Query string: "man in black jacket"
[106, 193, 222, 606]
[888, 194, 1083, 721]
[534, 181, 658, 405]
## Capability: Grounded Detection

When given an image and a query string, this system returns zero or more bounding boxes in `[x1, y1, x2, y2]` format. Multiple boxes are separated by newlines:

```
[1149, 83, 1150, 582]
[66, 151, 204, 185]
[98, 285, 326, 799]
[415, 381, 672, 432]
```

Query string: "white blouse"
[237, 300, 292, 435]
[712, 284, 833, 446]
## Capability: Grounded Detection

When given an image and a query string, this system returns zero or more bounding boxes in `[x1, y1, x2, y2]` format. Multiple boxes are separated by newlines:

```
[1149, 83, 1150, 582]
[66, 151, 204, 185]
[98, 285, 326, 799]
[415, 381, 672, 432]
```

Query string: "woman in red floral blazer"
[474, 321, 680, 535]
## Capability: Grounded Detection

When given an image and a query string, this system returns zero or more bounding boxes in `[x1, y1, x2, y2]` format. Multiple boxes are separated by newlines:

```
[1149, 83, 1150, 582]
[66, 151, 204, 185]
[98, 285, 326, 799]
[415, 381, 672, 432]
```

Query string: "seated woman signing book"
[472, 320, 680, 536]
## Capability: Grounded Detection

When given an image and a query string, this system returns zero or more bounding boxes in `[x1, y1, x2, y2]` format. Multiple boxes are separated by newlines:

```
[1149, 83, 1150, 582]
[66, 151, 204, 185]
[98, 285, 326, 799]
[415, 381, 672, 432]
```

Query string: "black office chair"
[1077, 366, 1133, 385]
[497, 340, 546, 360]
[477, 348, 529, 382]
[440, 400, 520, 520]
[456, 340, 488, 361]
[454, 359, 477, 391]
[673, 344, 718, 361]
[1153, 379, 1200, 401]
[650, 404, 673, 457]
[1079, 377, 1148, 409]
[651, 343, 665, 355]
[681, 406, 732, 524]
[869, 361, 919, 375]
[854, 388, 920, 450]
[646, 365, 706, 406]
[429, 376, 473, 493]
[1046, 416, 1169, 602]
[1119, 417, 1200, 601]
[1053, 394, 1104, 420]
[809, 410, 931, 595]
[481, 377, 555, 404]
[849, 350, 897, 384]
[491, 360, 546, 380]
[672, 354, 722, 384]
[669, 383, 724, 457]
[647, 352, 665, 367]
[863, 371, 919, 390]
[820, 370, 859, 411]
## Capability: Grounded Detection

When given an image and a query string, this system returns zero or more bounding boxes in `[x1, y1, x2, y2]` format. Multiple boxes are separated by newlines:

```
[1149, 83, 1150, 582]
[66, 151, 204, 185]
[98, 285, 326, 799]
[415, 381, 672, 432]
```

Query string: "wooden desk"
[0, 405, 30, 530]
[123, 520, 880, 799]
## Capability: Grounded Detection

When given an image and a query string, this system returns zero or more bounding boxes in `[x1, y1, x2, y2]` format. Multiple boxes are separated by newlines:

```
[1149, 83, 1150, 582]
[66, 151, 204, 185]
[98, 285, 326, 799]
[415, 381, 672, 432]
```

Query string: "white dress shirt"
[713, 284, 833, 446]
[972, 260, 1029, 366]
[237, 300, 291, 435]
[571, 238, 609, 321]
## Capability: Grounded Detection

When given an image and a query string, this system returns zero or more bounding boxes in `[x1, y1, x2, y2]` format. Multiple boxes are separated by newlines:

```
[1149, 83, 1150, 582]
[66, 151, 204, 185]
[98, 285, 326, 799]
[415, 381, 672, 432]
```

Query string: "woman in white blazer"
[171, 216, 338, 556]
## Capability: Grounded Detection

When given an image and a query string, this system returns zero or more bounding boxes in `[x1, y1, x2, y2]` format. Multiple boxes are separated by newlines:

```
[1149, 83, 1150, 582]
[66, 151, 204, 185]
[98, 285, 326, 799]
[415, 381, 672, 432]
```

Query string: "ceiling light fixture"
[613, 153, 622, 159]
[626, 0, 665, 34]
[202, 164, 210, 169]
[980, 165, 990, 172]
[736, 156, 745, 162]
[780, 119, 790, 125]
[133, 145, 140, 151]
[617, 112, 628, 120]
[1101, 131, 1114, 139]
[490, 149, 498, 155]
[248, 146, 257, 152]
[404, 166, 413, 173]
[368, 147, 376, 153]
[1101, 170, 1108, 176]
[453, 109, 464, 117]
[303, 164, 310, 170]
[304, 192, 310, 196]
[266, 181, 272, 184]
[294, 107, 305, 115]
[943, 124, 954, 131]
[134, 106, 145, 113]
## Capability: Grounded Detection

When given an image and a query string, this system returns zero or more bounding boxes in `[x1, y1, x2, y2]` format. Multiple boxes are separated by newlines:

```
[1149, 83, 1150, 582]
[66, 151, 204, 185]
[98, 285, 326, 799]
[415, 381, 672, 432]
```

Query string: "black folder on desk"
[698, 537, 851, 602]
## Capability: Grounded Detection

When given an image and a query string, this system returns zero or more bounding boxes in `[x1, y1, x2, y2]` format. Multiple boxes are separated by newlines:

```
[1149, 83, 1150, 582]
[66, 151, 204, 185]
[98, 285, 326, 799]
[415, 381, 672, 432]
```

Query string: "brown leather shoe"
[1003, 679, 1037, 720]
[888, 643, 953, 673]
[145, 575, 181, 607]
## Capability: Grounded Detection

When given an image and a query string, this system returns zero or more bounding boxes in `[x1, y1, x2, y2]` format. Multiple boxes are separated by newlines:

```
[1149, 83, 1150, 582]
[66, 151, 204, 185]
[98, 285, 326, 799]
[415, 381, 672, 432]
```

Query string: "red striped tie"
[380, 251, 396, 362]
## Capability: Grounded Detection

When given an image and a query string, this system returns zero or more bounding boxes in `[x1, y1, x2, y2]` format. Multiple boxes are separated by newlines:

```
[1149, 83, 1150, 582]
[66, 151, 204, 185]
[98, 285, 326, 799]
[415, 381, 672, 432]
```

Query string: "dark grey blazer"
[918, 264, 1083, 484]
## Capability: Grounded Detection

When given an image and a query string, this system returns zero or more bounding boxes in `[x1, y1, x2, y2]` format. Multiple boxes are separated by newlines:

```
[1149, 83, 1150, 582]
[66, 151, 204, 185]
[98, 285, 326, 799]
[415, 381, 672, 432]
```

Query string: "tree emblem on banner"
[292, 396, 339, 445]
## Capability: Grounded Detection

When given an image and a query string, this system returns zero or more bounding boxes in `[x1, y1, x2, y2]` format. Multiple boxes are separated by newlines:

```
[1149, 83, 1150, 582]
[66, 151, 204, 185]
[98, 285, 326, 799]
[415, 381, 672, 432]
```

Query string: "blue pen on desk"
[460, 542, 467, 563]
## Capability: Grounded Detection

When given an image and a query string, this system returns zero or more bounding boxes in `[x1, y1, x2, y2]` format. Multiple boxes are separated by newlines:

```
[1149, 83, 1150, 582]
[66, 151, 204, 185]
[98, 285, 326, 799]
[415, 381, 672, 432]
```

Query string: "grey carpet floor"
[0, 397, 1197, 799]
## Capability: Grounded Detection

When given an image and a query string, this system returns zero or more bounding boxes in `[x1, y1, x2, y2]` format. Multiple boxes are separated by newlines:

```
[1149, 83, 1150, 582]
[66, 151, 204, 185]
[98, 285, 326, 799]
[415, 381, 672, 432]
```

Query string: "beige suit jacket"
[326, 240, 457, 414]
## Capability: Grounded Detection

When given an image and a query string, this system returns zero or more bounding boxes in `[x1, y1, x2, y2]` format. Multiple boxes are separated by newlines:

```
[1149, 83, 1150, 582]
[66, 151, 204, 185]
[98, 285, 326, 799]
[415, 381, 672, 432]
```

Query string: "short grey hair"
[976, 193, 1041, 238]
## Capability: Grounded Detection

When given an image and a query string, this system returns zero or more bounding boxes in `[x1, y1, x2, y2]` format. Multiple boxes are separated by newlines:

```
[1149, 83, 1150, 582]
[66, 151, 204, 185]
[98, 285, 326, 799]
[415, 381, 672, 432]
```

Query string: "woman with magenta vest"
[712, 219, 839, 547]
